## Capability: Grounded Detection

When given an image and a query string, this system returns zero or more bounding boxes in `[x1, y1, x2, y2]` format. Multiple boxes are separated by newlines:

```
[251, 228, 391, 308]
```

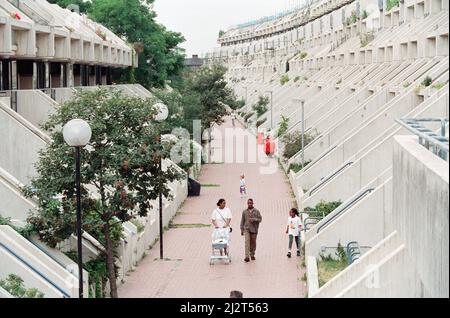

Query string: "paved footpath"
[118, 118, 306, 298]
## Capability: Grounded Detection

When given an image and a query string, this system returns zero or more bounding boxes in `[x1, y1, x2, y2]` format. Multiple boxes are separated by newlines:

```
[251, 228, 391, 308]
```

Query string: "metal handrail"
[316, 187, 375, 234]
[309, 161, 353, 196]
[0, 242, 70, 298]
[396, 118, 449, 160]
[346, 241, 361, 264]
[303, 217, 322, 231]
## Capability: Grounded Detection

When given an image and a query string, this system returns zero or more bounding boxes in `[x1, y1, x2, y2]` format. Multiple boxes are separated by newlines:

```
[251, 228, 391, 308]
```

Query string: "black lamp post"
[63, 119, 92, 299]
[154, 103, 169, 260]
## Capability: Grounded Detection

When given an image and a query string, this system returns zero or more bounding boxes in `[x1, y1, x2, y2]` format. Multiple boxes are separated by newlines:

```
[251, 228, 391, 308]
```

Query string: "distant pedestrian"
[240, 198, 262, 262]
[231, 111, 237, 127]
[286, 208, 301, 258]
[264, 135, 275, 157]
[239, 174, 247, 198]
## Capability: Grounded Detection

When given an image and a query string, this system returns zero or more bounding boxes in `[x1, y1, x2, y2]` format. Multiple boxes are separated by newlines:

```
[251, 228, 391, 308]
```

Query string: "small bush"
[432, 81, 448, 90]
[298, 52, 308, 59]
[282, 131, 316, 160]
[360, 31, 374, 47]
[294, 76, 301, 82]
[252, 96, 269, 117]
[0, 274, 44, 298]
[280, 74, 290, 85]
[386, 0, 400, 11]
[361, 10, 368, 19]
[244, 112, 255, 121]
[403, 82, 411, 88]
[256, 118, 267, 127]
[288, 160, 311, 173]
[421, 76, 433, 87]
[277, 115, 290, 137]
[304, 200, 342, 217]
[336, 79, 342, 85]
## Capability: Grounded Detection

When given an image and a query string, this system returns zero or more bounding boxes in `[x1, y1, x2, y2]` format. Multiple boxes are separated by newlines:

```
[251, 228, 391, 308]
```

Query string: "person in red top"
[264, 136, 275, 157]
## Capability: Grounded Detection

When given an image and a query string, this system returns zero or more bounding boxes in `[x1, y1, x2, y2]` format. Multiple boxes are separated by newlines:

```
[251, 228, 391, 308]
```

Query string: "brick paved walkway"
[118, 118, 305, 298]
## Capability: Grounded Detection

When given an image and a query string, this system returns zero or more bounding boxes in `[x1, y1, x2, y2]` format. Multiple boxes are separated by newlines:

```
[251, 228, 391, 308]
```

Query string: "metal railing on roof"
[233, 0, 315, 30]
[396, 118, 449, 161]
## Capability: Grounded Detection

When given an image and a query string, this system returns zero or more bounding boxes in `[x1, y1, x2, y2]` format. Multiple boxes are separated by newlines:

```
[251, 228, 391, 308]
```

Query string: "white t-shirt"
[211, 207, 232, 228]
[240, 179, 246, 187]
[287, 216, 301, 236]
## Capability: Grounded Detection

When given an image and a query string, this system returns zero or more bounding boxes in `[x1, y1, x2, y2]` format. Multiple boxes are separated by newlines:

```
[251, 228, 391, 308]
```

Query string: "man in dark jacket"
[240, 198, 262, 262]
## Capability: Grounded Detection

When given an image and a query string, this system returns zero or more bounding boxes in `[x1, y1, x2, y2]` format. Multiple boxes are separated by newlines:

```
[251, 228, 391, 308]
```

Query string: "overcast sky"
[153, 0, 307, 57]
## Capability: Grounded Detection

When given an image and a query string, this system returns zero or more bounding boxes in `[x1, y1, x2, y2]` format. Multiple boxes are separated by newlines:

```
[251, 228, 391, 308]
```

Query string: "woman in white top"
[211, 199, 232, 255]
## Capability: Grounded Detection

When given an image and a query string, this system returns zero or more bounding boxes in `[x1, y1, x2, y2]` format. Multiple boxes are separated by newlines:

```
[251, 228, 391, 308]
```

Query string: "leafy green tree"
[24, 89, 183, 298]
[88, 0, 186, 88]
[252, 96, 269, 118]
[47, 0, 92, 13]
[156, 65, 236, 136]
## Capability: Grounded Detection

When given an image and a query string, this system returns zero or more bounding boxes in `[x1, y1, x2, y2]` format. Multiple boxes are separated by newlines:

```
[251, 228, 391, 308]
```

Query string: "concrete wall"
[0, 101, 48, 185]
[0, 166, 36, 221]
[392, 135, 449, 298]
[16, 90, 57, 128]
[306, 178, 393, 259]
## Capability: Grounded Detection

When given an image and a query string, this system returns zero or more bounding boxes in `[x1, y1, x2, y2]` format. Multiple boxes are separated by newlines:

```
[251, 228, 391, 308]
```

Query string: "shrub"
[294, 76, 301, 82]
[403, 82, 411, 88]
[277, 115, 290, 137]
[244, 112, 255, 121]
[421, 76, 433, 87]
[288, 160, 311, 173]
[280, 74, 290, 85]
[336, 79, 342, 85]
[360, 31, 374, 47]
[304, 200, 342, 217]
[298, 52, 308, 59]
[256, 118, 267, 127]
[282, 131, 316, 159]
[252, 96, 269, 117]
[361, 10, 368, 19]
[432, 81, 448, 90]
[386, 0, 400, 11]
[0, 274, 44, 298]
[351, 11, 358, 23]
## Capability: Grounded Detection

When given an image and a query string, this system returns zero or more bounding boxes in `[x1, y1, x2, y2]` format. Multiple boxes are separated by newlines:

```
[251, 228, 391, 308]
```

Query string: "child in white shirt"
[239, 174, 247, 198]
[286, 208, 302, 258]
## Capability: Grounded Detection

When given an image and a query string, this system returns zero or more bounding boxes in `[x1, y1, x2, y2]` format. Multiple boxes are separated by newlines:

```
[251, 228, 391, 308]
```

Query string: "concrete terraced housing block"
[0, 0, 188, 298]
[207, 0, 449, 297]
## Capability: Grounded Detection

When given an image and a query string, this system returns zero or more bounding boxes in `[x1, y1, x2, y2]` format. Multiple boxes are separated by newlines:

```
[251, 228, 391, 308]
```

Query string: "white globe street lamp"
[62, 118, 92, 299]
[63, 119, 92, 147]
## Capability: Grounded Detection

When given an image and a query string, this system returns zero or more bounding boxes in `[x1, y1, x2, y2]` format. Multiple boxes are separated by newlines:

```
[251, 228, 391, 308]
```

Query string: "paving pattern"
[118, 118, 306, 298]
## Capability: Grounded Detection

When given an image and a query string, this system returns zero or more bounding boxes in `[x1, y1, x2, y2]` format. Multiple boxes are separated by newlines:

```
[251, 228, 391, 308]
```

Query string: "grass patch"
[317, 259, 348, 287]
[201, 183, 221, 187]
[169, 223, 211, 229]
[432, 81, 448, 90]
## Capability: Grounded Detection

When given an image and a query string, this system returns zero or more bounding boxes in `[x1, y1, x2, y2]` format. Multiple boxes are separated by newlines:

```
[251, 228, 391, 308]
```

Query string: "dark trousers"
[244, 231, 257, 258]
[288, 235, 300, 251]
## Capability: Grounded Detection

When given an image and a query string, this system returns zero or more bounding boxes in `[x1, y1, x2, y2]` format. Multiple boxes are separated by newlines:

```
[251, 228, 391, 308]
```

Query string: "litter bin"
[188, 178, 201, 196]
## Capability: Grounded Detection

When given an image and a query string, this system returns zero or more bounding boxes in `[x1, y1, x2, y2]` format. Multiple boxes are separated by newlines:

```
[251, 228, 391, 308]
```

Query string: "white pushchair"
[210, 228, 231, 265]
